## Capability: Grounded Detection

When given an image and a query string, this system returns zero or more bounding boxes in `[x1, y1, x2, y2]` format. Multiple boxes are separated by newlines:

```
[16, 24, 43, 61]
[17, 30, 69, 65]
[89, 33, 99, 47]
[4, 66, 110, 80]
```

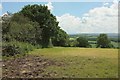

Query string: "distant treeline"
[69, 33, 120, 42]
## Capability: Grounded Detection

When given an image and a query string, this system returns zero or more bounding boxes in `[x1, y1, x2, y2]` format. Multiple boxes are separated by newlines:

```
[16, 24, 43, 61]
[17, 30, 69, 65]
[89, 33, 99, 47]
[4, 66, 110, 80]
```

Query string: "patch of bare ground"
[2, 55, 65, 78]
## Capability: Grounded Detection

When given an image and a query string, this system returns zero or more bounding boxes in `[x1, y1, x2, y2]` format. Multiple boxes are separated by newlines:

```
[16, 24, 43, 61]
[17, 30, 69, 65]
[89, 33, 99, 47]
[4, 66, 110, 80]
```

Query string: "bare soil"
[2, 55, 64, 78]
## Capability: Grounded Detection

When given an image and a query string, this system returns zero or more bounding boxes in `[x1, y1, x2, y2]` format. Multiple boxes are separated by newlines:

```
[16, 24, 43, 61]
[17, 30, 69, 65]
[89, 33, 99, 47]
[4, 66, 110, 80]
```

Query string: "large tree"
[96, 34, 112, 48]
[19, 4, 59, 48]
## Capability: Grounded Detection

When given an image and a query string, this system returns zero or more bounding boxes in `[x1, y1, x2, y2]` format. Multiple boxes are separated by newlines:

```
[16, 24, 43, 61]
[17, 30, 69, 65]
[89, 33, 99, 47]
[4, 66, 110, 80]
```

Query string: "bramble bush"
[2, 41, 38, 56]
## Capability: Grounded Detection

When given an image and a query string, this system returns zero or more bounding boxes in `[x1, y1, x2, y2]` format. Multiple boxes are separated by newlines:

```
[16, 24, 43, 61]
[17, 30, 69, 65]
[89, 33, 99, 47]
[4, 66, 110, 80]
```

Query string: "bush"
[76, 37, 90, 47]
[2, 41, 37, 56]
[68, 39, 78, 47]
[2, 43, 20, 56]
[97, 34, 111, 48]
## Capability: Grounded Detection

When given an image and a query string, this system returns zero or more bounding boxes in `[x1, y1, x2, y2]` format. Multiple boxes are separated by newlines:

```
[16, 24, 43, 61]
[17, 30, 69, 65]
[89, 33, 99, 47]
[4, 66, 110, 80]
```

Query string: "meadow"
[2, 33, 119, 78]
[8, 47, 117, 78]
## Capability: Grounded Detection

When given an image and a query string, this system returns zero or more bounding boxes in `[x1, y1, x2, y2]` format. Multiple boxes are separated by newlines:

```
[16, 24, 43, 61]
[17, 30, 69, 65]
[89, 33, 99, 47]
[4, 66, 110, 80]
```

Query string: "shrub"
[97, 34, 111, 48]
[2, 41, 37, 56]
[2, 43, 20, 56]
[76, 37, 90, 47]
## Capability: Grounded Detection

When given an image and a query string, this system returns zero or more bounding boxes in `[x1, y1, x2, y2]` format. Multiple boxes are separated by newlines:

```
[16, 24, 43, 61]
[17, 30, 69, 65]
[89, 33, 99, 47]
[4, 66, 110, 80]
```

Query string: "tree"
[68, 39, 78, 47]
[76, 37, 89, 47]
[52, 28, 69, 47]
[96, 34, 112, 48]
[19, 4, 59, 48]
[2, 13, 12, 42]
[8, 13, 41, 45]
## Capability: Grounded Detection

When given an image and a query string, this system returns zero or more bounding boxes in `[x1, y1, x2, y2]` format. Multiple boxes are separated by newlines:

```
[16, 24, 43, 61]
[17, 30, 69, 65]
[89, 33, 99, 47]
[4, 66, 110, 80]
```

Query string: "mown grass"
[28, 47, 118, 78]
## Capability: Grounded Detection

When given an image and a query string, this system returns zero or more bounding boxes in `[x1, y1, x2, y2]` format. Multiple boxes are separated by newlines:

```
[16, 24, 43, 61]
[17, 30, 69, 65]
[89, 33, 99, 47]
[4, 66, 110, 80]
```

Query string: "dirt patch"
[2, 55, 65, 78]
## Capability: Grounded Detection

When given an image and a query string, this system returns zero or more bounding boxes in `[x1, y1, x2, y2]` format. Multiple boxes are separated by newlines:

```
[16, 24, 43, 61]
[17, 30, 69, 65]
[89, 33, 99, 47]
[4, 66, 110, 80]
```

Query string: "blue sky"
[1, 1, 118, 34]
[2, 2, 103, 17]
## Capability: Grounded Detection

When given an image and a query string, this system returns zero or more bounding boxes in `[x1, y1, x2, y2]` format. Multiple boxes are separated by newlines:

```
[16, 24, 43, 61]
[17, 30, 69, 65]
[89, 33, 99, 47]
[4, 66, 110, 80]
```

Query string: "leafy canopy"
[97, 34, 112, 48]
[19, 4, 63, 48]
[76, 37, 89, 47]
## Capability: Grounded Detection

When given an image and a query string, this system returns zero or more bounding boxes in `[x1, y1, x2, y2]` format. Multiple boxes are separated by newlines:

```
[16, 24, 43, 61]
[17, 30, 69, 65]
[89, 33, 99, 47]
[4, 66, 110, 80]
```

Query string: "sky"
[1, 2, 104, 17]
[0, 0, 118, 34]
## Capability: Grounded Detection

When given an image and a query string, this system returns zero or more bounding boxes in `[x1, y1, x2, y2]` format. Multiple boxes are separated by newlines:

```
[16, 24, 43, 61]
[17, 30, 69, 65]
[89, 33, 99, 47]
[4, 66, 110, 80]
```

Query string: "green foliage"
[97, 34, 113, 48]
[1, 4, 71, 57]
[2, 14, 11, 42]
[2, 20, 10, 35]
[2, 12, 43, 57]
[2, 4, 69, 48]
[52, 28, 69, 47]
[19, 4, 59, 48]
[68, 39, 78, 47]
[9, 14, 41, 45]
[76, 37, 90, 47]
[2, 42, 20, 56]
[2, 41, 36, 56]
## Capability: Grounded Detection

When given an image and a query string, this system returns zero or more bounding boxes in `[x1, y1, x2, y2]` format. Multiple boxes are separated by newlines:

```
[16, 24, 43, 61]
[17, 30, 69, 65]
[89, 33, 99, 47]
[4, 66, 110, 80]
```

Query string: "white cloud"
[103, 3, 109, 7]
[57, 14, 82, 34]
[45, 2, 53, 11]
[113, 0, 118, 4]
[57, 2, 118, 34]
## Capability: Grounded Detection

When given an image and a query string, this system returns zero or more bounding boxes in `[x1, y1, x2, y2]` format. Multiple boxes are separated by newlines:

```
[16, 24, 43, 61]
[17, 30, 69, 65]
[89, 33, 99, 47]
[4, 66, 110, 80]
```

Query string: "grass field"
[27, 47, 118, 78]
